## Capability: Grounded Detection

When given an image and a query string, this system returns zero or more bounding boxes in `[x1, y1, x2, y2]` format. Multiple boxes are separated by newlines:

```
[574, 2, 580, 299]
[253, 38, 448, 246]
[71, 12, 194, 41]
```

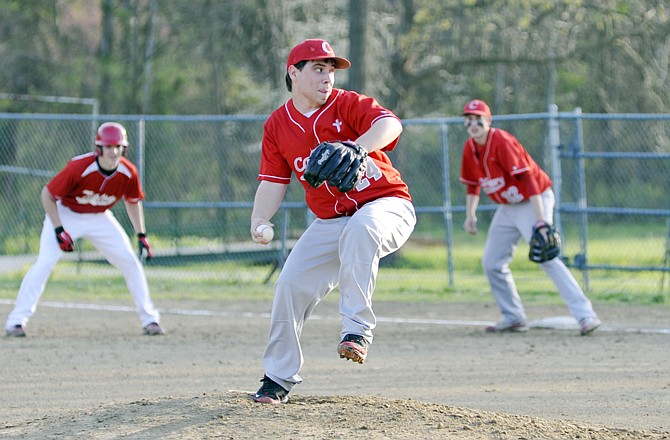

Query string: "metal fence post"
[548, 104, 562, 235]
[573, 107, 591, 290]
[440, 122, 454, 287]
[137, 119, 146, 189]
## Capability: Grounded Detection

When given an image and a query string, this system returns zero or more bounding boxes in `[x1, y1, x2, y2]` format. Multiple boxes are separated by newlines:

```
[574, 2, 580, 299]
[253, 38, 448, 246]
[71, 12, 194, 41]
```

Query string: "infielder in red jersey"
[459, 99, 600, 336]
[5, 122, 163, 337]
[250, 39, 416, 404]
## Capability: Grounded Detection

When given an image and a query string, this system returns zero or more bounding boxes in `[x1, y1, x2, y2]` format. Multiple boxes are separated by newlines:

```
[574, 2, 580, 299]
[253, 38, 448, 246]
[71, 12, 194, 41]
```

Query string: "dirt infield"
[1, 299, 669, 439]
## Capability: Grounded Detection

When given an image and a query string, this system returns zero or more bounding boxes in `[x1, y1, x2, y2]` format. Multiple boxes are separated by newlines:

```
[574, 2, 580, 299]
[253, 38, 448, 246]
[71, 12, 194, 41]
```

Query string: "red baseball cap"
[286, 39, 351, 71]
[463, 99, 492, 118]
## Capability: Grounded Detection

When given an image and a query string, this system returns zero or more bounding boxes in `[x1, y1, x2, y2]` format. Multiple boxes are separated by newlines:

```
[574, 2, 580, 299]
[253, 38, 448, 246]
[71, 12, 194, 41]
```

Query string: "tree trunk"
[348, 0, 367, 93]
[99, 0, 114, 113]
[387, 0, 414, 117]
[141, 0, 158, 114]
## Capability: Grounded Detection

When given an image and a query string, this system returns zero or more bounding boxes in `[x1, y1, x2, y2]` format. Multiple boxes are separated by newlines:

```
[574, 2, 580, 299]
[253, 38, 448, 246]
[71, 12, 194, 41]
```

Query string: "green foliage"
[3, 1, 670, 116]
[1, 229, 667, 307]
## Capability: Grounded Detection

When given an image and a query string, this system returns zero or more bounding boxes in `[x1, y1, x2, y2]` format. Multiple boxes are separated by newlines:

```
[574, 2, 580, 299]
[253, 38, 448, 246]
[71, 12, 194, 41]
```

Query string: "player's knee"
[277, 275, 329, 310]
[341, 224, 383, 258]
[33, 255, 61, 271]
[110, 255, 142, 272]
[481, 254, 492, 271]
[539, 257, 562, 269]
[482, 254, 503, 274]
[275, 276, 310, 299]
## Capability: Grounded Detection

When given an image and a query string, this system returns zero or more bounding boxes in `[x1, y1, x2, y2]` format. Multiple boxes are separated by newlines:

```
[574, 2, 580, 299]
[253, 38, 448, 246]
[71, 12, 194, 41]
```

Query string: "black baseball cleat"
[143, 323, 165, 336]
[253, 375, 289, 404]
[6, 325, 26, 337]
[338, 334, 369, 364]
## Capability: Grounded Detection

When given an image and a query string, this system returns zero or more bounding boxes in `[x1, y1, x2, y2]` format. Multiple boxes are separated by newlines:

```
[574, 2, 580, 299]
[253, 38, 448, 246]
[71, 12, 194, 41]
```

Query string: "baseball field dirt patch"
[1, 299, 668, 439]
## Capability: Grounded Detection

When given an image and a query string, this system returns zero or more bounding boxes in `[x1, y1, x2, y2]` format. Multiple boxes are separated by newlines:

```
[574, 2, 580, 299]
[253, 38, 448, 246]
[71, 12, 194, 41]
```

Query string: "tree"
[1, 0, 668, 117]
[347, 0, 368, 93]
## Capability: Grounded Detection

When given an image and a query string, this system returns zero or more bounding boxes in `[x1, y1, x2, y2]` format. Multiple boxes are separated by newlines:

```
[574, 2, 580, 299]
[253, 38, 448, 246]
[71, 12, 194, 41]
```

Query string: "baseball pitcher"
[249, 39, 416, 404]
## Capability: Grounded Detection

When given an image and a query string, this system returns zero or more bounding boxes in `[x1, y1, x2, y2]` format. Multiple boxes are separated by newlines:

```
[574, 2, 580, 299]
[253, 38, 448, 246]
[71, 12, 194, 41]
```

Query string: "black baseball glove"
[303, 141, 368, 193]
[528, 222, 561, 263]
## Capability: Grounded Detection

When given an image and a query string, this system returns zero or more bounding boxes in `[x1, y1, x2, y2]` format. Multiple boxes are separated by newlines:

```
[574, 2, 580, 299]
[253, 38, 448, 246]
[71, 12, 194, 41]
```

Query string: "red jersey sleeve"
[123, 162, 144, 202]
[47, 162, 78, 200]
[336, 91, 401, 152]
[459, 139, 482, 186]
[466, 184, 481, 196]
[258, 120, 293, 185]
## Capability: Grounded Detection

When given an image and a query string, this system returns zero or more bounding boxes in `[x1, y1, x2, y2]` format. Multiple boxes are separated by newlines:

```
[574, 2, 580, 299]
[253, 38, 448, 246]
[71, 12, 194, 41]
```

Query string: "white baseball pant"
[482, 189, 598, 325]
[5, 203, 160, 331]
[263, 197, 416, 391]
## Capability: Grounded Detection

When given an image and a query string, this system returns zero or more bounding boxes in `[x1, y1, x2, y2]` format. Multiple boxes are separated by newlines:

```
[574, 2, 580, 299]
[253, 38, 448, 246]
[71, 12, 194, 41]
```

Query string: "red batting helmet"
[95, 122, 128, 147]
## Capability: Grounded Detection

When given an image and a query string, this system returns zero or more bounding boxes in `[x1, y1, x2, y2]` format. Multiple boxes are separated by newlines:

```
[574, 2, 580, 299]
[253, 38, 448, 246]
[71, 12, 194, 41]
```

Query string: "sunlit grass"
[1, 237, 667, 307]
[385, 240, 668, 305]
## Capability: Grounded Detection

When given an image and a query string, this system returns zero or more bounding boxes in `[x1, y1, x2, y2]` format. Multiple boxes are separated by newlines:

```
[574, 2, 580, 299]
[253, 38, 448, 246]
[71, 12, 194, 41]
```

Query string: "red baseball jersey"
[259, 88, 411, 219]
[460, 128, 552, 204]
[46, 152, 144, 213]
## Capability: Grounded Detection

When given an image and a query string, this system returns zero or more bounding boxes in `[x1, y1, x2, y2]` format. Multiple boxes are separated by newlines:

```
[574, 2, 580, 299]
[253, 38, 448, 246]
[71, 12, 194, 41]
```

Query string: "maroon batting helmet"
[95, 122, 129, 147]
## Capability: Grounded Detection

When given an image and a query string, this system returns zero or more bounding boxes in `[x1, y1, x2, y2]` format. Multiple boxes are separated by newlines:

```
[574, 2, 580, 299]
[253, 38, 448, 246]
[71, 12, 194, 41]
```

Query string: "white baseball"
[256, 224, 274, 242]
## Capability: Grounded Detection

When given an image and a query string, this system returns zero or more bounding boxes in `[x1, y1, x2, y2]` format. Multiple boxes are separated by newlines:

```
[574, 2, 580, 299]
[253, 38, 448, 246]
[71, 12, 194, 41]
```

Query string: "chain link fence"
[1, 110, 668, 296]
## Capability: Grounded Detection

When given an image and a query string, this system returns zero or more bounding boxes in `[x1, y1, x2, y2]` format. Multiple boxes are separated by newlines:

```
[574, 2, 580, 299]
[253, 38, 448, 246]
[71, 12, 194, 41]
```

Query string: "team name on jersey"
[500, 186, 524, 203]
[294, 155, 308, 173]
[479, 176, 505, 194]
[75, 190, 118, 206]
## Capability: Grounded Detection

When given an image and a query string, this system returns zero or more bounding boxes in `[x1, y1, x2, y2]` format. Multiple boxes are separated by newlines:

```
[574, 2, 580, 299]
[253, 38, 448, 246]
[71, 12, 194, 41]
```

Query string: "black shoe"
[253, 375, 289, 404]
[143, 323, 165, 336]
[6, 325, 26, 337]
[337, 334, 369, 364]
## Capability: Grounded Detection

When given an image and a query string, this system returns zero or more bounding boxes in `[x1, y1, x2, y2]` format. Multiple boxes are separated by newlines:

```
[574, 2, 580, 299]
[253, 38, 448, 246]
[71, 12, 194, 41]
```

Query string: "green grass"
[1, 237, 667, 307]
[383, 241, 668, 305]
[0, 261, 275, 303]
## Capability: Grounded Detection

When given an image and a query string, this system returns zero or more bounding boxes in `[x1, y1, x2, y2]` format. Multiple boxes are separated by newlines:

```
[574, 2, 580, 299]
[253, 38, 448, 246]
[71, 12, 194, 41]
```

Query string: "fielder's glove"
[304, 141, 368, 193]
[54, 226, 74, 252]
[138, 233, 153, 261]
[528, 221, 561, 263]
